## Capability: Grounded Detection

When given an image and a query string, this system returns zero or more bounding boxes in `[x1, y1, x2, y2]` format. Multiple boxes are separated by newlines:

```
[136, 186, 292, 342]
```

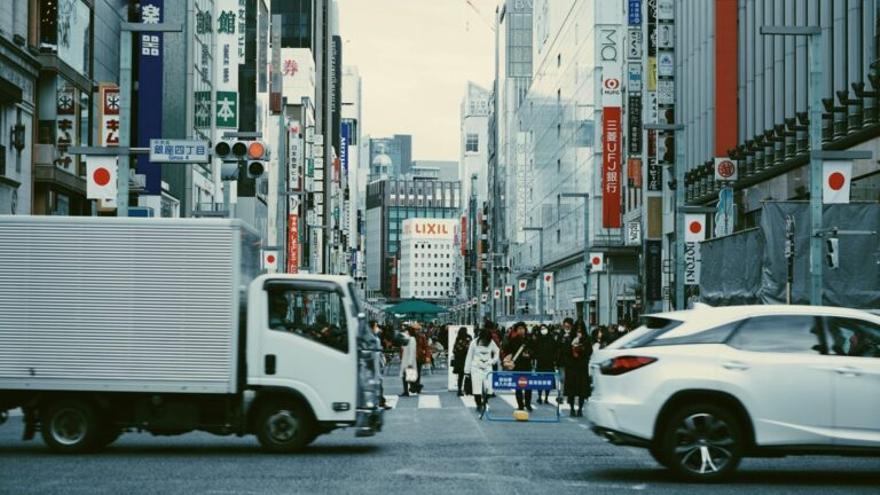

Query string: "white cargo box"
[0, 216, 260, 394]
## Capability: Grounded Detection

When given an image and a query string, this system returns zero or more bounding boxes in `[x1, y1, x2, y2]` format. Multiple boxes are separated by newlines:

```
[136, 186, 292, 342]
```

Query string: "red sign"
[602, 106, 622, 228]
[460, 216, 467, 256]
[287, 214, 299, 273]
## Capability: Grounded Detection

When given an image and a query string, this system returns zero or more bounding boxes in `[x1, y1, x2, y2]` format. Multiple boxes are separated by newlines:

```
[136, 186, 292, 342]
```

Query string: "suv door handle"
[722, 361, 750, 371]
[834, 366, 861, 377]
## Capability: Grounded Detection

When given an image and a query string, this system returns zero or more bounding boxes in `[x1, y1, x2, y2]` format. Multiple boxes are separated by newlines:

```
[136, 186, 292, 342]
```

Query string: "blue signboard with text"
[136, 0, 165, 195]
[628, 0, 642, 25]
[491, 372, 557, 391]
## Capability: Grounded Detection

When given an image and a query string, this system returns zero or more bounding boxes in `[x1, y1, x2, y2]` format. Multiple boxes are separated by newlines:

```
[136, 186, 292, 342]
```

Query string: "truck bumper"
[354, 408, 383, 437]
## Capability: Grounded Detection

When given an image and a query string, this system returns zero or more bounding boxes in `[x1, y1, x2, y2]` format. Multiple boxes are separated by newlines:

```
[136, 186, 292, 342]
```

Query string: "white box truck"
[0, 216, 383, 452]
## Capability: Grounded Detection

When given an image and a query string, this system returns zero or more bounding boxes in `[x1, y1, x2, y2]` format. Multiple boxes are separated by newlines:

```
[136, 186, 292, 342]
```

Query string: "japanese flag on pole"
[493, 289, 501, 299]
[262, 250, 279, 273]
[86, 156, 117, 200]
[823, 161, 852, 204]
[518, 279, 527, 292]
[589, 252, 605, 272]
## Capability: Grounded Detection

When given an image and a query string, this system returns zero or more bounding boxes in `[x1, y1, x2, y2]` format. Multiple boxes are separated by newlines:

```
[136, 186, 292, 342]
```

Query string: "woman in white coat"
[398, 326, 418, 397]
[464, 327, 500, 412]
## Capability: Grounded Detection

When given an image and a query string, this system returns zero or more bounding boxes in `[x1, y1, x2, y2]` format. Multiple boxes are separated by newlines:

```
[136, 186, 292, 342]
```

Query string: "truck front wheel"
[41, 399, 101, 453]
[255, 401, 315, 453]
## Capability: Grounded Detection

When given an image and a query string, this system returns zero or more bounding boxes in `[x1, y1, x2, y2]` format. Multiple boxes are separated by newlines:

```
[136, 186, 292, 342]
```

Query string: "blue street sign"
[149, 139, 210, 163]
[491, 371, 557, 391]
[628, 0, 642, 25]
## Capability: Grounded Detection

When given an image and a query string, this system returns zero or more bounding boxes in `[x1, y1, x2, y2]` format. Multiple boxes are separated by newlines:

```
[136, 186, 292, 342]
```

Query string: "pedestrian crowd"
[368, 317, 636, 415]
[452, 318, 636, 416]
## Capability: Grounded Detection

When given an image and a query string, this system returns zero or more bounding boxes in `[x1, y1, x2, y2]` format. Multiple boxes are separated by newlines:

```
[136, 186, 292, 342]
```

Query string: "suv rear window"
[619, 317, 683, 349]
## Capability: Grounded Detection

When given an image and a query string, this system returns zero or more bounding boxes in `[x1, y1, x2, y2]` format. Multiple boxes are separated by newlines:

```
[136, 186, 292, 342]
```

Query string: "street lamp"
[560, 192, 590, 321]
[523, 226, 545, 321]
[644, 123, 685, 309]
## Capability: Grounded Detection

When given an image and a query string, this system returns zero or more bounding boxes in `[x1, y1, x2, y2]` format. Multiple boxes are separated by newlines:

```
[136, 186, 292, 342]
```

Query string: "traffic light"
[825, 237, 839, 269]
[214, 140, 267, 177]
[245, 141, 267, 178]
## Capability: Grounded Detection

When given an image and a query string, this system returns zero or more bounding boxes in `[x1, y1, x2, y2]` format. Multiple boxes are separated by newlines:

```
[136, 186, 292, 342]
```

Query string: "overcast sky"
[338, 0, 496, 161]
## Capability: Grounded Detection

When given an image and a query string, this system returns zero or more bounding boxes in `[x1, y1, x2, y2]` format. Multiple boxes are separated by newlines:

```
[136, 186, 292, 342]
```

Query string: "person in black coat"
[504, 322, 533, 411]
[452, 327, 472, 396]
[532, 325, 557, 404]
[564, 320, 592, 417]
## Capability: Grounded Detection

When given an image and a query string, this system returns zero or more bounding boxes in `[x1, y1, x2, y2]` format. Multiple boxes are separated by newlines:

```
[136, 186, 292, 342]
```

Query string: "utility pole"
[760, 25, 871, 305]
[523, 226, 544, 321]
[560, 193, 590, 322]
[71, 22, 182, 218]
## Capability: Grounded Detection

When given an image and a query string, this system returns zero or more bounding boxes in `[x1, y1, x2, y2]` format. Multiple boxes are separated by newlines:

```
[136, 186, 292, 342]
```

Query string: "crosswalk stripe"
[460, 395, 476, 408]
[498, 394, 520, 409]
[384, 395, 399, 410]
[418, 394, 441, 409]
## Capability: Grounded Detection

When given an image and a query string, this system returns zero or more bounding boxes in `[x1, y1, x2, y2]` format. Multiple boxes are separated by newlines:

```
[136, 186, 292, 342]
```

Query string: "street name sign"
[149, 139, 210, 163]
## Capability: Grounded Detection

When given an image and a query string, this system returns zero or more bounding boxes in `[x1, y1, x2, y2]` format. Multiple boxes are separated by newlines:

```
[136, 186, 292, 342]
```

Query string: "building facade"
[669, 0, 880, 305]
[0, 0, 39, 216]
[367, 134, 412, 181]
[460, 82, 490, 207]
[365, 178, 461, 299]
[398, 218, 461, 302]
[490, 0, 640, 324]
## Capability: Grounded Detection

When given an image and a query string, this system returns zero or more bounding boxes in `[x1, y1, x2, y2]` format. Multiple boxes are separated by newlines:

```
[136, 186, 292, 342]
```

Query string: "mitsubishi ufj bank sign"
[598, 0, 624, 229]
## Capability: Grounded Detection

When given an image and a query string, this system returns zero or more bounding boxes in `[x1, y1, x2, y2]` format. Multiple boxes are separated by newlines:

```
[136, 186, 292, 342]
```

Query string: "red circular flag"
[267, 255, 276, 264]
[689, 221, 702, 234]
[592, 256, 601, 265]
[93, 167, 111, 187]
[828, 172, 846, 191]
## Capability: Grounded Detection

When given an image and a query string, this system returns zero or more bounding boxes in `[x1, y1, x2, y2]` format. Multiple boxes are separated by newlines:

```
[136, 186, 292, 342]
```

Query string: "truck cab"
[246, 274, 383, 450]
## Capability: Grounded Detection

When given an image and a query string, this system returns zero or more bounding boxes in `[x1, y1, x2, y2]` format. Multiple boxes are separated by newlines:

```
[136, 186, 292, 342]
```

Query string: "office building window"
[466, 133, 479, 152]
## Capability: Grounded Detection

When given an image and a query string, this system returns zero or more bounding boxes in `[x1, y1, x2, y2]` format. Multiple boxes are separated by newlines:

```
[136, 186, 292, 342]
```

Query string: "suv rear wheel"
[658, 403, 743, 482]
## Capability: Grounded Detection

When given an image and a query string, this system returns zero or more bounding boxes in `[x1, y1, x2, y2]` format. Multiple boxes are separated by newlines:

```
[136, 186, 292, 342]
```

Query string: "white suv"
[587, 305, 880, 481]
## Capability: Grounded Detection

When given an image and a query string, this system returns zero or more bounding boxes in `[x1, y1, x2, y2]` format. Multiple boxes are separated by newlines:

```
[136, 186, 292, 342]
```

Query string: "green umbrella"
[384, 299, 447, 316]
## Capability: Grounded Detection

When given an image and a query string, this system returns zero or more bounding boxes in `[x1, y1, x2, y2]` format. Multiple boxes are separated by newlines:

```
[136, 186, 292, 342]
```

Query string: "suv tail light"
[599, 356, 657, 376]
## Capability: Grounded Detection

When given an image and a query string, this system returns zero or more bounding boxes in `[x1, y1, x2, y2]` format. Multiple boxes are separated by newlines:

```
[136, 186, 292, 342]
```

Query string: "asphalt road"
[1, 371, 878, 495]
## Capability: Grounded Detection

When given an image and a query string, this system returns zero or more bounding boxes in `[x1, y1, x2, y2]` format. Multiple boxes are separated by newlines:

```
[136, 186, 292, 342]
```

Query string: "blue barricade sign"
[481, 371, 562, 423]
[491, 372, 557, 391]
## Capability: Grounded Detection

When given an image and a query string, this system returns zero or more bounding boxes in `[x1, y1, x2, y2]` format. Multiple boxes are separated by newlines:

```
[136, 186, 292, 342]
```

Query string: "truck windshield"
[267, 288, 349, 354]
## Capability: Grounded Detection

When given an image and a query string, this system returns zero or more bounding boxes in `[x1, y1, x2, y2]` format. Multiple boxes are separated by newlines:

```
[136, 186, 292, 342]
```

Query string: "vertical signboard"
[684, 214, 706, 285]
[136, 0, 164, 195]
[287, 214, 299, 273]
[340, 121, 350, 174]
[602, 107, 622, 228]
[628, 94, 642, 154]
[627, 0, 641, 25]
[598, 7, 623, 229]
[215, 0, 240, 129]
[645, 239, 663, 300]
[99, 85, 120, 147]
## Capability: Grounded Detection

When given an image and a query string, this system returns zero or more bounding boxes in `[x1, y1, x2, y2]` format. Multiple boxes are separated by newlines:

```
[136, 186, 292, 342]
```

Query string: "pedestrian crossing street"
[384, 392, 580, 413]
